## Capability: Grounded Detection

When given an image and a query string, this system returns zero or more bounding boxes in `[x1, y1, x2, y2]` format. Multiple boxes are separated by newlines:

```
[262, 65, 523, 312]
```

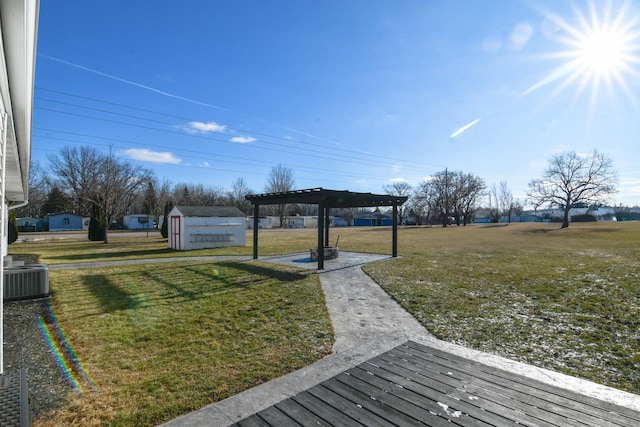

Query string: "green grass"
[10, 227, 390, 264]
[38, 260, 332, 426]
[363, 222, 640, 395]
[11, 223, 640, 424]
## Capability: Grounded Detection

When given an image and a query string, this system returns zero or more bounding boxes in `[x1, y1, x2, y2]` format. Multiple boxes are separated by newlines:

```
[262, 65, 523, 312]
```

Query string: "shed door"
[170, 215, 181, 250]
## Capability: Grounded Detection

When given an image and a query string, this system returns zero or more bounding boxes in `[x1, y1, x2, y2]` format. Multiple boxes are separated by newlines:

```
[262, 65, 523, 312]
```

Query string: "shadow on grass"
[81, 275, 139, 313]
[162, 267, 243, 296]
[49, 248, 178, 262]
[216, 261, 311, 282]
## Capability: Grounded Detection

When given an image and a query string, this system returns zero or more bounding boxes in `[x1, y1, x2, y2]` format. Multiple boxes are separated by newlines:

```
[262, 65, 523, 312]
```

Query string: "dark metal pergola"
[245, 188, 408, 269]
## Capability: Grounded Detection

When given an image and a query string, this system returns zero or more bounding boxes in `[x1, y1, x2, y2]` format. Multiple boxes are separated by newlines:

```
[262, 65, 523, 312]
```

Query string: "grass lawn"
[10, 226, 391, 265]
[34, 260, 332, 426]
[363, 222, 640, 395]
[9, 222, 640, 425]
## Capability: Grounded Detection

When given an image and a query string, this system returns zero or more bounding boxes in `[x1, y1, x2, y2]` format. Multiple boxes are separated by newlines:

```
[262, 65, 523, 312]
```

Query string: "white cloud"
[122, 148, 181, 164]
[230, 136, 257, 144]
[202, 161, 210, 167]
[389, 177, 409, 183]
[179, 121, 227, 134]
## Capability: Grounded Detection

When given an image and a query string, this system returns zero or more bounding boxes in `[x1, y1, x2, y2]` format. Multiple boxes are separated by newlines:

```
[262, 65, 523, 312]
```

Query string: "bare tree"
[265, 164, 295, 227]
[458, 173, 486, 225]
[228, 177, 253, 215]
[414, 169, 485, 227]
[498, 181, 514, 223]
[418, 170, 453, 227]
[528, 150, 617, 228]
[383, 181, 412, 224]
[173, 182, 225, 205]
[15, 161, 51, 218]
[418, 170, 485, 226]
[407, 187, 430, 225]
[487, 181, 514, 223]
[49, 146, 153, 242]
[49, 146, 102, 217]
[487, 184, 500, 223]
[142, 180, 157, 227]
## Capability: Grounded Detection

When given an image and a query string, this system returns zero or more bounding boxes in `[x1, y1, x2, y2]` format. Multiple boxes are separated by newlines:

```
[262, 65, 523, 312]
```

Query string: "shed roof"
[173, 205, 245, 218]
[245, 187, 407, 208]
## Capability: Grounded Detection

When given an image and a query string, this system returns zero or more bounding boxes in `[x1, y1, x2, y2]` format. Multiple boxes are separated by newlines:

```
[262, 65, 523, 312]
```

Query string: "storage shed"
[168, 205, 246, 251]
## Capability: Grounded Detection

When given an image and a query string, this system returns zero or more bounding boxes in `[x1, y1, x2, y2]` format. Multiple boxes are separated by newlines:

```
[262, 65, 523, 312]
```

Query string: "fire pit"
[310, 246, 339, 261]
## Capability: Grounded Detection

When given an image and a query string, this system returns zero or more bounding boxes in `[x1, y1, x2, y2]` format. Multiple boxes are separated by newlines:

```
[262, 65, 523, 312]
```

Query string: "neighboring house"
[48, 212, 83, 232]
[331, 216, 350, 227]
[588, 206, 617, 221]
[246, 217, 272, 229]
[1, 0, 40, 374]
[354, 214, 393, 226]
[473, 217, 492, 224]
[618, 211, 640, 221]
[16, 217, 38, 232]
[124, 214, 155, 230]
[283, 216, 318, 229]
[168, 205, 246, 251]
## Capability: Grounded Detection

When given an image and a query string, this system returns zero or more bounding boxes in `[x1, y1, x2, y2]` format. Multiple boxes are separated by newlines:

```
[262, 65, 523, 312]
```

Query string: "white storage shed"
[168, 205, 246, 251]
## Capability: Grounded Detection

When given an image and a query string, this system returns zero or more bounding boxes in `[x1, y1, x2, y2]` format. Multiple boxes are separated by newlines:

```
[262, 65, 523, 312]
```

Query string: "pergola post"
[253, 204, 259, 259]
[392, 203, 398, 257]
[317, 202, 325, 270]
[324, 206, 330, 247]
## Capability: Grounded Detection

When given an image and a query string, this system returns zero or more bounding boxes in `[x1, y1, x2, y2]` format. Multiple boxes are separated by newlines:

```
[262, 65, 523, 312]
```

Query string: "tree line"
[18, 146, 288, 242]
[385, 149, 618, 229]
[16, 146, 618, 243]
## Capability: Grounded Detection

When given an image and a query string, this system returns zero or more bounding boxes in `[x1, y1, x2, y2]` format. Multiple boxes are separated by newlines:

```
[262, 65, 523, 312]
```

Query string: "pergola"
[245, 188, 408, 269]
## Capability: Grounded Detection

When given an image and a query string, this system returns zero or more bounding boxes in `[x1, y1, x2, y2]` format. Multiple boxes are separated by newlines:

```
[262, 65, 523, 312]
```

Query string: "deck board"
[231, 341, 640, 426]
[377, 349, 593, 426]
[274, 398, 330, 426]
[307, 383, 393, 427]
[400, 342, 636, 426]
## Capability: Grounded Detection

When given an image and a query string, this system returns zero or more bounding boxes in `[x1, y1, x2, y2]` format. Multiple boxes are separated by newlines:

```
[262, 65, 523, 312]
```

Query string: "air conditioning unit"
[3, 265, 49, 301]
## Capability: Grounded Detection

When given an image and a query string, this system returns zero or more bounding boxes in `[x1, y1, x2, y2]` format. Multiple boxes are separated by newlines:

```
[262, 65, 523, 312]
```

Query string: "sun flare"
[576, 28, 627, 74]
[525, 1, 640, 106]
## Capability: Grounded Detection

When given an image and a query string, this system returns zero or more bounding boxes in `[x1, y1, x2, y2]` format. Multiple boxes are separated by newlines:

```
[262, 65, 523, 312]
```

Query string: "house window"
[63, 218, 70, 225]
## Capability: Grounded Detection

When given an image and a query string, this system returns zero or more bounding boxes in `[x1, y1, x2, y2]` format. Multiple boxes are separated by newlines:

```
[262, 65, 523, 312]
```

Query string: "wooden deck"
[233, 340, 640, 426]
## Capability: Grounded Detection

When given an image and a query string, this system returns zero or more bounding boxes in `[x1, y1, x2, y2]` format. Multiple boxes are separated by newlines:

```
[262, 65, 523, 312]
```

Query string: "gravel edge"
[3, 298, 73, 416]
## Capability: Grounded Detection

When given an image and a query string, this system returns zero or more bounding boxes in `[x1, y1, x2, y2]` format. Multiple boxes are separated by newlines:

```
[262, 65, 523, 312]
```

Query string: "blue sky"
[33, 0, 640, 206]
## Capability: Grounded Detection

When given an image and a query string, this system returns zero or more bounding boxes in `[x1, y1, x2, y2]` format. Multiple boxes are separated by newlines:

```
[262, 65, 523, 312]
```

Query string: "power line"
[34, 130, 397, 182]
[35, 86, 443, 170]
[34, 106, 437, 173]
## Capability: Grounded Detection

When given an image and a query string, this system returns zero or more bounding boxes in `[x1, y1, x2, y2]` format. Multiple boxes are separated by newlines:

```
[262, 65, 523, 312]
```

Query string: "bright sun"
[577, 29, 627, 75]
[525, 1, 640, 106]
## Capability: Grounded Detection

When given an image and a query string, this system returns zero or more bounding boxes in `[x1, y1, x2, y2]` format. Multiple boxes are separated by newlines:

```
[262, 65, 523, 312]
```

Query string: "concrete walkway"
[162, 252, 640, 426]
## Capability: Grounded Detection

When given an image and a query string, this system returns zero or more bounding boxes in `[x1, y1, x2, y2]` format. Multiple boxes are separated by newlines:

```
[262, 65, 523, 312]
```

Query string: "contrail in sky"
[39, 54, 342, 145]
[450, 118, 481, 138]
[39, 54, 230, 111]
